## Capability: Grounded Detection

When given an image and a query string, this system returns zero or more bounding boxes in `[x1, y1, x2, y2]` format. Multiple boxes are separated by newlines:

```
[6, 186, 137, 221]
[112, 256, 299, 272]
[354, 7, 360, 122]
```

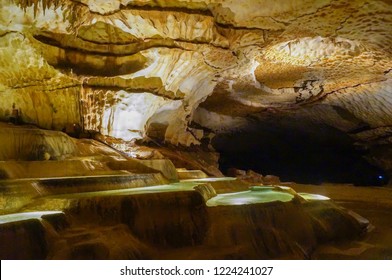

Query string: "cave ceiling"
[0, 0, 391, 148]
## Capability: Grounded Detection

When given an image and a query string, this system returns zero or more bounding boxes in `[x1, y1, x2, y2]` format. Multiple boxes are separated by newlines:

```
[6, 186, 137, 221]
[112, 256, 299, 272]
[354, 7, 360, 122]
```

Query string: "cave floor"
[290, 183, 392, 260]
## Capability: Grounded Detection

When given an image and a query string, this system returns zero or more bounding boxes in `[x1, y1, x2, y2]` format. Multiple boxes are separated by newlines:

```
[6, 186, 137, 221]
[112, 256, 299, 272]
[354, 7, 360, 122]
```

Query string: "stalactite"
[33, 0, 38, 17]
[42, 0, 46, 13]
[12, 0, 64, 16]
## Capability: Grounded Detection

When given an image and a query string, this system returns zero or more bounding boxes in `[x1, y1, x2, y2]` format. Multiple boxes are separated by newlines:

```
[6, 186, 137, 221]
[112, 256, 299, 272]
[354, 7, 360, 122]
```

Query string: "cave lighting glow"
[206, 188, 294, 207]
[0, 211, 63, 224]
[298, 193, 331, 201]
[46, 182, 203, 199]
[181, 177, 237, 182]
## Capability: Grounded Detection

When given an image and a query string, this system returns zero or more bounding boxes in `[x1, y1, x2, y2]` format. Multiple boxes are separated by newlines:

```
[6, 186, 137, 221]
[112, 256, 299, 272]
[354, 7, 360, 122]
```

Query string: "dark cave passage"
[213, 120, 388, 186]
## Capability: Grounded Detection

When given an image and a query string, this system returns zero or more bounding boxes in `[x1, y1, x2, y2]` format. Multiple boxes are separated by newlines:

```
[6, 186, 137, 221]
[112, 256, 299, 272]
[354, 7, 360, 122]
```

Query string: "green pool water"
[181, 177, 237, 182]
[206, 186, 295, 206]
[0, 211, 63, 224]
[298, 193, 330, 201]
[46, 182, 203, 199]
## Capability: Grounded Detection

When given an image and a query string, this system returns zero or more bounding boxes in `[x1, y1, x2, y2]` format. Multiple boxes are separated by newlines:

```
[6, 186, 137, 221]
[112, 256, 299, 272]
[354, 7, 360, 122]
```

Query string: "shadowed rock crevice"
[213, 119, 389, 186]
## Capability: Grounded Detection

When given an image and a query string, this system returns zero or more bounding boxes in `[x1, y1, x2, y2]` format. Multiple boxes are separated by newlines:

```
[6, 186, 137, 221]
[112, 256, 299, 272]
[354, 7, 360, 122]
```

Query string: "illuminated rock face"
[0, 0, 391, 170]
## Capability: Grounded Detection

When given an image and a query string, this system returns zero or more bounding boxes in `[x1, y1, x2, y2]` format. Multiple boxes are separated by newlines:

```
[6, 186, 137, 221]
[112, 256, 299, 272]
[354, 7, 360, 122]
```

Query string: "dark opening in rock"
[213, 119, 388, 186]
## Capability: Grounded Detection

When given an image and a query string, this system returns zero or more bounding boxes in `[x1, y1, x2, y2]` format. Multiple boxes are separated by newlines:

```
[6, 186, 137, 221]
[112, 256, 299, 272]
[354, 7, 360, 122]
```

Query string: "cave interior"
[0, 0, 392, 260]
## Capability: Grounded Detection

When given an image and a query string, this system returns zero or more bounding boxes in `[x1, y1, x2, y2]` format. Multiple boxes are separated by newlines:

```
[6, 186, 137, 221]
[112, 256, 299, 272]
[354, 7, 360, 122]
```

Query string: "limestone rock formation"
[0, 0, 390, 158]
[227, 168, 281, 185]
[1, 0, 392, 260]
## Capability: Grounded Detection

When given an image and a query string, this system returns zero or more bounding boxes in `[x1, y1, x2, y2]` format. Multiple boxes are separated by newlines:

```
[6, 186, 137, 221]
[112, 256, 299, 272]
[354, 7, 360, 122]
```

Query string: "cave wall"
[0, 32, 81, 129]
[0, 0, 391, 176]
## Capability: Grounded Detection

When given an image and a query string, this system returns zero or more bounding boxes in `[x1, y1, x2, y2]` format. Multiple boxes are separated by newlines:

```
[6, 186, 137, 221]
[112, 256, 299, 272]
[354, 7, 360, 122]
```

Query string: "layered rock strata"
[0, 0, 390, 154]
